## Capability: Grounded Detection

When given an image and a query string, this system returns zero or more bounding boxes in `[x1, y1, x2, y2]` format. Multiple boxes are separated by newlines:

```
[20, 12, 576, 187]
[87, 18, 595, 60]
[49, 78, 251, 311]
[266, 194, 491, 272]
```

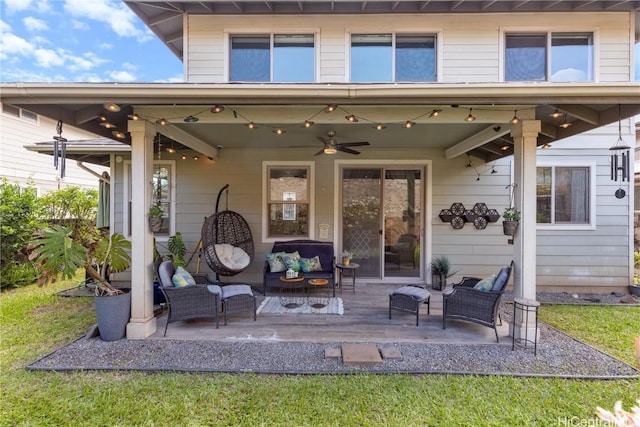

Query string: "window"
[505, 32, 593, 82]
[263, 163, 314, 240]
[536, 166, 591, 225]
[351, 34, 436, 82]
[230, 34, 314, 82]
[124, 160, 175, 237]
[2, 103, 38, 123]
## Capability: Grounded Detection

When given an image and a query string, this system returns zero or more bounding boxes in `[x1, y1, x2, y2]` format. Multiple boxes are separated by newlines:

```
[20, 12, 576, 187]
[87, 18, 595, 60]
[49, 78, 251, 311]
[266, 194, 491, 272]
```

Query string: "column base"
[126, 316, 157, 339]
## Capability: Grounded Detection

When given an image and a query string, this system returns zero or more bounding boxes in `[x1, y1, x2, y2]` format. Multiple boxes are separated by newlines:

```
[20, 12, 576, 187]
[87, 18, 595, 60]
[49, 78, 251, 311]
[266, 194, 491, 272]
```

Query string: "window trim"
[536, 160, 596, 231]
[262, 161, 315, 243]
[123, 160, 176, 240]
[346, 31, 439, 83]
[499, 28, 599, 83]
[1, 103, 39, 124]
[226, 32, 318, 83]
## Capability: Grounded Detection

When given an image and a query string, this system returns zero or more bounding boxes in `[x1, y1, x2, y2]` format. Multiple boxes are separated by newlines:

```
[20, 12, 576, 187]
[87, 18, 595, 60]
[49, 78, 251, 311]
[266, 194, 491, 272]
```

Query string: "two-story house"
[1, 0, 639, 339]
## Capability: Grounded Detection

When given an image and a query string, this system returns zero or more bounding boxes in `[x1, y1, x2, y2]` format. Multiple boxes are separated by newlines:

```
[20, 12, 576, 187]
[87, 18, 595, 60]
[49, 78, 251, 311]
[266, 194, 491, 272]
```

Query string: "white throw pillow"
[215, 244, 250, 269]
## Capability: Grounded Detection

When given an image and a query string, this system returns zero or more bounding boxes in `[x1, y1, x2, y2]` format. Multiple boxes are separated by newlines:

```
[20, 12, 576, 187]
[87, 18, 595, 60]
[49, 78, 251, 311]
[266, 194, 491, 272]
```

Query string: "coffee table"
[279, 275, 305, 308]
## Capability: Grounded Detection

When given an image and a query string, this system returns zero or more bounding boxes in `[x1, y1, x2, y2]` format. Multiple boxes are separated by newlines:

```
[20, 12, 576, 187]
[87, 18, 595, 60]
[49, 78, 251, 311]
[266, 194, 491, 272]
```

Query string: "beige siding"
[0, 107, 107, 194]
[186, 12, 632, 84]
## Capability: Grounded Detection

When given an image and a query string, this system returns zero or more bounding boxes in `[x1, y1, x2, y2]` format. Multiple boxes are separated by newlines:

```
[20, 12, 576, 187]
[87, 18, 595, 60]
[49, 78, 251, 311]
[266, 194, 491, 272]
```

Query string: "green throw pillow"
[172, 266, 196, 288]
[282, 251, 301, 272]
[265, 252, 286, 273]
[473, 274, 496, 292]
[300, 256, 323, 273]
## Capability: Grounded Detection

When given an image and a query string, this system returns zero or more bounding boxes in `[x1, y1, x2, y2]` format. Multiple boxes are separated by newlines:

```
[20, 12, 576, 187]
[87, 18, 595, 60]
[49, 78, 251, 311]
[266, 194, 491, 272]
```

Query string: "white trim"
[261, 160, 315, 243]
[333, 159, 431, 283]
[123, 160, 176, 239]
[536, 160, 597, 231]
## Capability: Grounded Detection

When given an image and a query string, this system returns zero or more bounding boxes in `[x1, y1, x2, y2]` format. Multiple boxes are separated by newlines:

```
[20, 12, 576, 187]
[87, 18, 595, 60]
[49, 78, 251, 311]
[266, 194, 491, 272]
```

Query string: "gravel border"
[27, 310, 639, 378]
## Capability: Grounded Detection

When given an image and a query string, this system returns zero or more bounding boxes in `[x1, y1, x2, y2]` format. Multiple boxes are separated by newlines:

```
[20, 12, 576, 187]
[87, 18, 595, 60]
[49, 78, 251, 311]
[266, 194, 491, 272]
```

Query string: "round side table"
[512, 297, 540, 356]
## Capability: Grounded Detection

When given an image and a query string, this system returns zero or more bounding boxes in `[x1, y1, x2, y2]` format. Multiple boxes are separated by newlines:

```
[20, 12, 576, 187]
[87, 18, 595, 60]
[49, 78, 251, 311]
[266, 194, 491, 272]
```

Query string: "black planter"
[629, 285, 640, 297]
[432, 273, 446, 291]
[94, 290, 131, 341]
[503, 220, 519, 236]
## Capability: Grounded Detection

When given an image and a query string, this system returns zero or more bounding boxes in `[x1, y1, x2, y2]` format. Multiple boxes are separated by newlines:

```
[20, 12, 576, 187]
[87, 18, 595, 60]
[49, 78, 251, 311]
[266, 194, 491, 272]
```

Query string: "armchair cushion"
[492, 266, 511, 292]
[172, 266, 196, 288]
[215, 244, 250, 270]
[473, 274, 496, 292]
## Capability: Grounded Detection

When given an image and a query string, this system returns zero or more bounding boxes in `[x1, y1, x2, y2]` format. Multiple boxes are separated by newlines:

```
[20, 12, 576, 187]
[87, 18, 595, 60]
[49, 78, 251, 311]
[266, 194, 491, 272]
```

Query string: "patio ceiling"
[2, 82, 639, 164]
[124, 1, 640, 61]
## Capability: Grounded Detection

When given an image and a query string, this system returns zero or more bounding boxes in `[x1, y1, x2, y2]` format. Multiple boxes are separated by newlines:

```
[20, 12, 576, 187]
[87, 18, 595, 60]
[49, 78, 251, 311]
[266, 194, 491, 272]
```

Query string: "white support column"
[126, 120, 157, 339]
[510, 119, 541, 341]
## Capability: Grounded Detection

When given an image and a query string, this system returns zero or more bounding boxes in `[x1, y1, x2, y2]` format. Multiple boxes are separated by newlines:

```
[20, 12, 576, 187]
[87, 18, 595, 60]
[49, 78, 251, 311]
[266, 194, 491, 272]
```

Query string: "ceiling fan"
[293, 131, 370, 155]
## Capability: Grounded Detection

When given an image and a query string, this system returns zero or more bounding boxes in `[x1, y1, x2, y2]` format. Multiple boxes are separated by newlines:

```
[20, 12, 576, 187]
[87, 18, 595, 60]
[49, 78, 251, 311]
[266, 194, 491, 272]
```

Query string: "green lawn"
[1, 278, 638, 426]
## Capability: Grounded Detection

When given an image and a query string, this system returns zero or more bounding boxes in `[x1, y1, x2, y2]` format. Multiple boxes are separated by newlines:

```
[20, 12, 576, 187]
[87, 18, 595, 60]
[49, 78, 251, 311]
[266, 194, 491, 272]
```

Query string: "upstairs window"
[2, 103, 38, 124]
[536, 166, 592, 225]
[505, 32, 593, 82]
[351, 34, 436, 82]
[230, 34, 315, 82]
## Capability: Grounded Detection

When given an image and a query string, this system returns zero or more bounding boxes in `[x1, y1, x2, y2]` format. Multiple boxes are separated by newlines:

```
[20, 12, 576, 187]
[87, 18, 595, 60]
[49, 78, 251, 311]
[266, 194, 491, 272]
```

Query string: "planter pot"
[149, 217, 163, 232]
[629, 285, 640, 297]
[94, 290, 131, 341]
[342, 257, 351, 266]
[503, 220, 519, 236]
[432, 273, 446, 291]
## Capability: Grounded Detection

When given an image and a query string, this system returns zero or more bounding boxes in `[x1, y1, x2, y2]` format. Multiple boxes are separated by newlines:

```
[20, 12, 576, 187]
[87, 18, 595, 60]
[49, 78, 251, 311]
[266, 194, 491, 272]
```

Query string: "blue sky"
[0, 0, 183, 82]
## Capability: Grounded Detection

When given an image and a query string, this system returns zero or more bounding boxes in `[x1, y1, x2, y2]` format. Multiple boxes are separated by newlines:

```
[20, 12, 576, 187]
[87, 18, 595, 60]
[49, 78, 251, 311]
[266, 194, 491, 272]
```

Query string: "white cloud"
[0, 32, 34, 58]
[0, 20, 11, 32]
[71, 19, 89, 31]
[33, 47, 64, 67]
[99, 42, 113, 51]
[23, 16, 48, 32]
[4, 0, 33, 14]
[107, 69, 136, 82]
[63, 0, 152, 43]
[34, 0, 51, 13]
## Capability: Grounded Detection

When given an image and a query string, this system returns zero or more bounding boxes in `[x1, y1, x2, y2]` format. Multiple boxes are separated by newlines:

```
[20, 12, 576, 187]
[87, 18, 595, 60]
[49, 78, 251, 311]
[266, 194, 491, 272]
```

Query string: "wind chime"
[609, 105, 630, 199]
[52, 120, 67, 178]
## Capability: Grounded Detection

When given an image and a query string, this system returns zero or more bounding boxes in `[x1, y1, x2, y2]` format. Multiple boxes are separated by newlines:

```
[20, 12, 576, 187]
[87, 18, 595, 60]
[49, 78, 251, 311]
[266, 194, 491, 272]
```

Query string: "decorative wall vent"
[439, 203, 500, 230]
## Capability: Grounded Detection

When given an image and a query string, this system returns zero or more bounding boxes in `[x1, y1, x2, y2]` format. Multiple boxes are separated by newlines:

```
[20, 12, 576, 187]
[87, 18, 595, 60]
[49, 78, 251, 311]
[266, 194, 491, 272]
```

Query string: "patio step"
[341, 343, 383, 365]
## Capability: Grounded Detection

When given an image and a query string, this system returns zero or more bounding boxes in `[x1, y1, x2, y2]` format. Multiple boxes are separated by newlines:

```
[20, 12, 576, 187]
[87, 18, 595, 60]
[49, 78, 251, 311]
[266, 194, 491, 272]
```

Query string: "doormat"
[257, 297, 343, 315]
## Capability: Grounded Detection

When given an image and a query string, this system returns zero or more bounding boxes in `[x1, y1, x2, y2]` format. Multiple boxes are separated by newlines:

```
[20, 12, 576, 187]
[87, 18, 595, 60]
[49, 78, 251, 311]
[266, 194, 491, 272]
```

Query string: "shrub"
[38, 186, 98, 242]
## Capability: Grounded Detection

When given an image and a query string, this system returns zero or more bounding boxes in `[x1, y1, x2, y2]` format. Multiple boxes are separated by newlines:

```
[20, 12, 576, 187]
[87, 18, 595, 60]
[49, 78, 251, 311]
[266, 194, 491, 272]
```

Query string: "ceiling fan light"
[210, 105, 225, 113]
[103, 103, 120, 112]
[323, 147, 338, 154]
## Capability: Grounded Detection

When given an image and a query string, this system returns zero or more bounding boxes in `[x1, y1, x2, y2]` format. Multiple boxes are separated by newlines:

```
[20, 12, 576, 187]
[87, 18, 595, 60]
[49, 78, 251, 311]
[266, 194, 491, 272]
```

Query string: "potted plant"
[341, 250, 353, 266]
[430, 255, 458, 290]
[148, 203, 164, 233]
[31, 225, 132, 341]
[502, 206, 520, 236]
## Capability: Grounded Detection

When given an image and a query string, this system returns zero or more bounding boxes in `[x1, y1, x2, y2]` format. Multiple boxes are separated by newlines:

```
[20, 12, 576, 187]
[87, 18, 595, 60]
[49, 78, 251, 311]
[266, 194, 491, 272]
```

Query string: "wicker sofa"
[263, 240, 336, 296]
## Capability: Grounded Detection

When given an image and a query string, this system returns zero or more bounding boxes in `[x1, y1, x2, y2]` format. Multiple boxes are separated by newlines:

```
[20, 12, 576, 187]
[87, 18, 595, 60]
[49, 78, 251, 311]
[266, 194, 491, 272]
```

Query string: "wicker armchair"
[442, 261, 514, 342]
[158, 261, 221, 336]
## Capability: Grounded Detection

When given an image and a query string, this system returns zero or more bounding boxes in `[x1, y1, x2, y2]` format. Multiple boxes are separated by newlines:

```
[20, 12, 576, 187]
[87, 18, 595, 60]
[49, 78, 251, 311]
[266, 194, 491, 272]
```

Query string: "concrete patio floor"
[152, 282, 511, 345]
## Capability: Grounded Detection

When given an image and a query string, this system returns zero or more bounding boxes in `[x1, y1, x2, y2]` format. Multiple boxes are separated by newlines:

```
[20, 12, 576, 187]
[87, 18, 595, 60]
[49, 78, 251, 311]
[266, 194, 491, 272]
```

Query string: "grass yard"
[1, 277, 638, 426]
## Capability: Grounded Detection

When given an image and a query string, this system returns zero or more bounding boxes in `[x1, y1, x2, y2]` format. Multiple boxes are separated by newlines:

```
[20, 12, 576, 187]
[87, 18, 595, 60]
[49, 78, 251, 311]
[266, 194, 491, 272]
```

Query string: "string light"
[559, 114, 571, 128]
[510, 110, 519, 124]
[345, 114, 359, 123]
[374, 123, 386, 131]
[403, 121, 416, 129]
[429, 109, 442, 118]
[302, 120, 314, 128]
[465, 108, 476, 122]
[550, 109, 562, 119]
[210, 105, 225, 113]
[184, 115, 199, 123]
[246, 122, 257, 129]
[156, 118, 168, 126]
[272, 128, 285, 135]
[324, 104, 338, 113]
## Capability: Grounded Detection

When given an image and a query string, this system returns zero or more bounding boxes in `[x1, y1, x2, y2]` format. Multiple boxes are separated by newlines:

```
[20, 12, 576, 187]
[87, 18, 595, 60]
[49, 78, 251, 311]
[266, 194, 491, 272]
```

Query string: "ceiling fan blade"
[317, 136, 329, 144]
[338, 141, 370, 148]
[314, 148, 325, 156]
[337, 146, 361, 155]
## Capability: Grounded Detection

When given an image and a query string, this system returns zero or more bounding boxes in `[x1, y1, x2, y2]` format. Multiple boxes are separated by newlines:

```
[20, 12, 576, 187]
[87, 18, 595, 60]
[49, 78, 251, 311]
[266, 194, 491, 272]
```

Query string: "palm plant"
[31, 225, 131, 296]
